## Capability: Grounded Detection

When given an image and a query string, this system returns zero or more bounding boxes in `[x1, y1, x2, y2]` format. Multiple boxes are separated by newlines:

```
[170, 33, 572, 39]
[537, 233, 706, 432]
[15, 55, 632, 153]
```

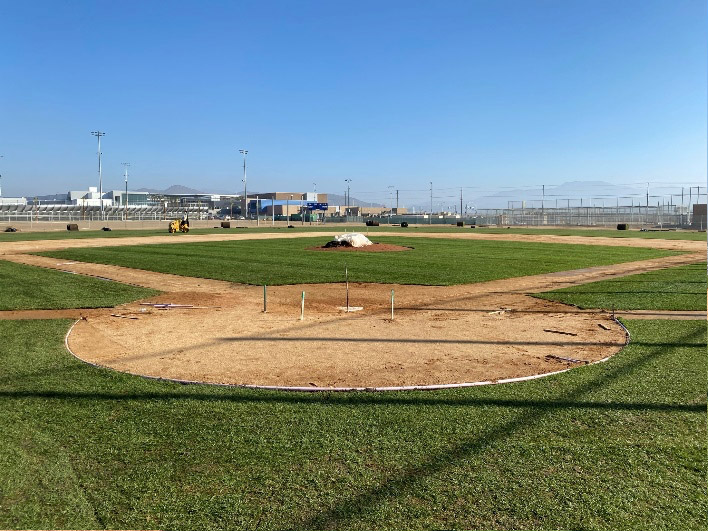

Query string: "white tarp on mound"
[334, 233, 373, 247]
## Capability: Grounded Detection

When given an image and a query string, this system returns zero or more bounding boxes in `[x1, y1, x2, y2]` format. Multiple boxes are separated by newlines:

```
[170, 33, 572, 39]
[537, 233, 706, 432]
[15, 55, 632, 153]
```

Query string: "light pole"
[122, 162, 130, 221]
[0, 155, 4, 198]
[239, 149, 248, 218]
[288, 194, 293, 225]
[388, 185, 394, 223]
[345, 179, 351, 214]
[429, 181, 433, 225]
[91, 131, 106, 219]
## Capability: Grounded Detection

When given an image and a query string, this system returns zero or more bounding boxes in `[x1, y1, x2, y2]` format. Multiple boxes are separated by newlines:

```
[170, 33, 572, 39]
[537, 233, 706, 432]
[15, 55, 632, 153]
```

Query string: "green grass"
[469, 227, 707, 240]
[0, 260, 158, 310]
[1, 225, 705, 241]
[0, 318, 704, 530]
[37, 236, 677, 286]
[0, 227, 234, 241]
[536, 262, 707, 311]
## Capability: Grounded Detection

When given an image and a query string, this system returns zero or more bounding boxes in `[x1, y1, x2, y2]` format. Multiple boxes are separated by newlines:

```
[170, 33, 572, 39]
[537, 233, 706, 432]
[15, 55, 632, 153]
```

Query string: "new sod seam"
[0, 260, 159, 310]
[36, 236, 678, 286]
[535, 262, 707, 311]
[0, 318, 704, 530]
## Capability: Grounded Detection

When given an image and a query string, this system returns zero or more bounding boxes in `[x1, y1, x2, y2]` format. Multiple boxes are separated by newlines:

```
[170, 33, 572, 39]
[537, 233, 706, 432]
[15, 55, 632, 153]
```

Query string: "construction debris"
[488, 308, 512, 315]
[598, 323, 611, 330]
[111, 314, 139, 320]
[139, 303, 218, 310]
[543, 329, 578, 336]
[545, 354, 588, 364]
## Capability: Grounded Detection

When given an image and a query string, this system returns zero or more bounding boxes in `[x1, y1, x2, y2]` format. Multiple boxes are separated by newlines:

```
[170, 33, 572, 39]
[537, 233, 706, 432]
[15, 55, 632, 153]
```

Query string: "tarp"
[333, 233, 373, 247]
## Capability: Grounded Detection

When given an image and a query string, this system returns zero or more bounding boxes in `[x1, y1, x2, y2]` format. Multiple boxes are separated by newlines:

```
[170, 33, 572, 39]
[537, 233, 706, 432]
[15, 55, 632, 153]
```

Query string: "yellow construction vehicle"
[168, 218, 190, 233]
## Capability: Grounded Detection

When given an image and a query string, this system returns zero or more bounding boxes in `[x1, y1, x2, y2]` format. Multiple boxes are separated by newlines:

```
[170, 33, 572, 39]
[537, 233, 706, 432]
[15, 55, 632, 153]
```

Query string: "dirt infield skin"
[0, 231, 704, 389]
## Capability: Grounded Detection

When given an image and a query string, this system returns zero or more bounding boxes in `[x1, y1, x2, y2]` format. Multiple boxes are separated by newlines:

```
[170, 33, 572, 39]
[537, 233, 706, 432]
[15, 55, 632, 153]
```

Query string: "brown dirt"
[1, 232, 704, 389]
[66, 286, 627, 388]
[307, 243, 413, 252]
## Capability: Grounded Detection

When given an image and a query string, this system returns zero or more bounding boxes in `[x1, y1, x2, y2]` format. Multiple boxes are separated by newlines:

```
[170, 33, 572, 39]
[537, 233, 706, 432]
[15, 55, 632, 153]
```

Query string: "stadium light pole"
[122, 162, 130, 221]
[239, 149, 248, 218]
[288, 194, 293, 225]
[429, 181, 433, 225]
[0, 155, 4, 198]
[91, 131, 106, 219]
[345, 179, 351, 213]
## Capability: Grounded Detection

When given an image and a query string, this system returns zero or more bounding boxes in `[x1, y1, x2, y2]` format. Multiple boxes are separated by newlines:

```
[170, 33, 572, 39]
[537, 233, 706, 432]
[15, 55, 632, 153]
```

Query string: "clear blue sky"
[0, 0, 705, 205]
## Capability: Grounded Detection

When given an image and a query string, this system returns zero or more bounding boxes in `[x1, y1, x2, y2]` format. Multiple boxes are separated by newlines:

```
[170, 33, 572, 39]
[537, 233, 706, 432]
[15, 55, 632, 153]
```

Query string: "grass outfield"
[1, 225, 706, 241]
[536, 262, 707, 311]
[472, 227, 707, 240]
[37, 236, 676, 286]
[0, 260, 158, 310]
[0, 318, 704, 530]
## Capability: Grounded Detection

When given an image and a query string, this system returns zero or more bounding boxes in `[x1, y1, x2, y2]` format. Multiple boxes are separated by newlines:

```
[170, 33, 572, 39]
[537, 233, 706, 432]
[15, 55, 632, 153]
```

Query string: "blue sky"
[0, 0, 705, 205]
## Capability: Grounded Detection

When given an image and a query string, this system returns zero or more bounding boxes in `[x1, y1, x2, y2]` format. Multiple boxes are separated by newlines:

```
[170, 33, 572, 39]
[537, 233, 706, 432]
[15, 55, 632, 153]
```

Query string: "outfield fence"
[1, 203, 705, 230]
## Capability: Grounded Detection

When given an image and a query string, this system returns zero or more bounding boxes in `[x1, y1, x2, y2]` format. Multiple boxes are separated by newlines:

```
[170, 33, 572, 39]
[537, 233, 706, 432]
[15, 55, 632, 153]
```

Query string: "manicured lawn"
[0, 227, 233, 241]
[470, 227, 707, 240]
[0, 260, 158, 310]
[37, 237, 676, 286]
[1, 225, 705, 241]
[536, 262, 707, 311]
[0, 318, 704, 530]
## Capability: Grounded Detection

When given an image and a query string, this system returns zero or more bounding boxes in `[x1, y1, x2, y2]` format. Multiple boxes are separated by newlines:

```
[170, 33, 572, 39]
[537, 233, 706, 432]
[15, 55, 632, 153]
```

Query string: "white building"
[67, 186, 112, 207]
[0, 197, 27, 206]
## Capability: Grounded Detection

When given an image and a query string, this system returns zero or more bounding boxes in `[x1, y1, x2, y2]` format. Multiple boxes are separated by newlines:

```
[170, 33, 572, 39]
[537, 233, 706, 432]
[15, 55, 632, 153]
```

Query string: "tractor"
[168, 218, 190, 233]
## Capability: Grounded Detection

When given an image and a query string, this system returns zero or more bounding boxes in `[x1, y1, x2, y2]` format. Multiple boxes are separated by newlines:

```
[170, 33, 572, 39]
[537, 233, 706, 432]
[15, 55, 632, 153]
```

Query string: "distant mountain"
[32, 193, 67, 201]
[469, 181, 653, 210]
[136, 185, 205, 195]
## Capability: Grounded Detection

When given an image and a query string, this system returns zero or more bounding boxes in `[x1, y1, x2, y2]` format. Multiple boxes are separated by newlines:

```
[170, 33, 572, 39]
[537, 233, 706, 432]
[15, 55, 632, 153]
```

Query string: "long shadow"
[286, 325, 706, 530]
[397, 306, 605, 314]
[71, 323, 698, 367]
[0, 389, 704, 414]
[538, 289, 704, 295]
[399, 306, 706, 315]
[219, 336, 627, 347]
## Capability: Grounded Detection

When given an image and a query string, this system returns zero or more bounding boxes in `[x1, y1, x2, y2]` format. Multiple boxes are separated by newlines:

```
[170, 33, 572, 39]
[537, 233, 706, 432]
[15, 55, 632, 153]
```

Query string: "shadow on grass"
[3, 319, 705, 528]
[0, 390, 703, 414]
[287, 325, 707, 530]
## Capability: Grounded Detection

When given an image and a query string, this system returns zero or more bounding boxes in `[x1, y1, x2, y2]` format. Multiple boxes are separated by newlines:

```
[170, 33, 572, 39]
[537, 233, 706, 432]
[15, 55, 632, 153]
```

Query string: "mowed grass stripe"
[0, 260, 159, 311]
[37, 236, 676, 286]
[536, 262, 707, 311]
[0, 319, 704, 530]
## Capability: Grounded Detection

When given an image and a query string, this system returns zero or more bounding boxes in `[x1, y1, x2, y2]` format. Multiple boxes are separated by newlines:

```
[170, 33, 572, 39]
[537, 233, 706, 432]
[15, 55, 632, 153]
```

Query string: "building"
[67, 187, 113, 207]
[0, 197, 27, 206]
[109, 190, 150, 207]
